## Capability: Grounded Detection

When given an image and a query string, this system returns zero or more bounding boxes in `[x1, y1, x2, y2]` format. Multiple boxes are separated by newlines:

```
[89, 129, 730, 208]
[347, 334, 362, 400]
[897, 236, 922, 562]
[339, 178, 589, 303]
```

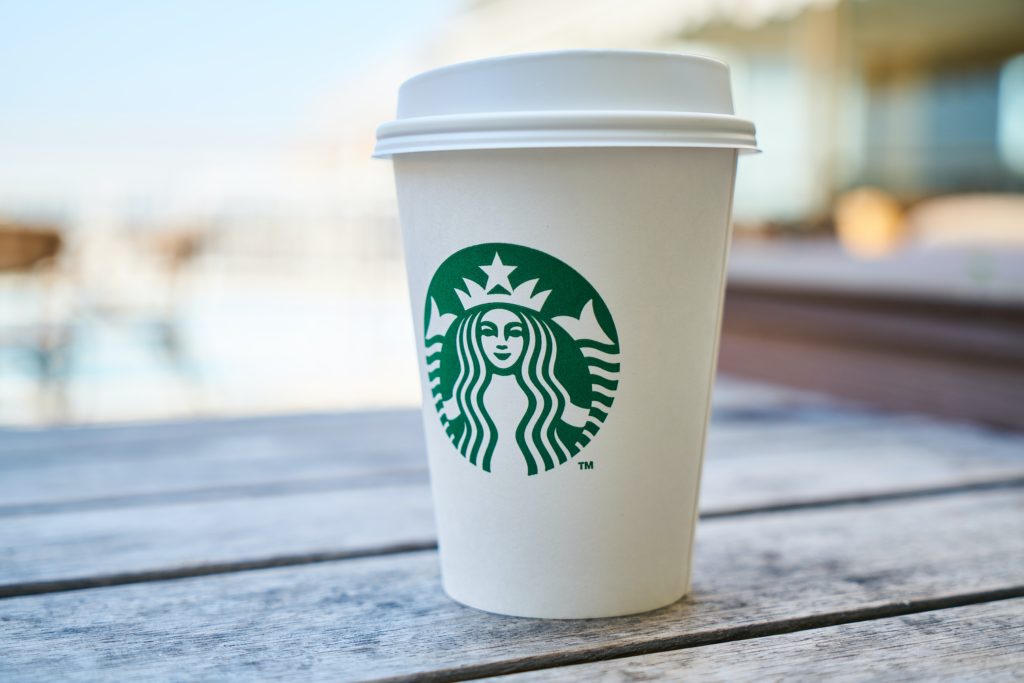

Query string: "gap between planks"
[2, 477, 1022, 600]
[366, 588, 1024, 683]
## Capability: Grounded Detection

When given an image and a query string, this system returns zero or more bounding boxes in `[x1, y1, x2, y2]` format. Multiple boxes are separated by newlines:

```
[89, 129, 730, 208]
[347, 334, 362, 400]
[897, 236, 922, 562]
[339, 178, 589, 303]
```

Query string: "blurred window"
[998, 53, 1024, 176]
[863, 64, 1014, 193]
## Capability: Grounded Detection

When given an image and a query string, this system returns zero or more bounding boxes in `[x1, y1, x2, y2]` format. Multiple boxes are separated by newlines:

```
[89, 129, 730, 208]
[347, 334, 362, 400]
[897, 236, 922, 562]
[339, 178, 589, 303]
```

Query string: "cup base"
[442, 583, 690, 620]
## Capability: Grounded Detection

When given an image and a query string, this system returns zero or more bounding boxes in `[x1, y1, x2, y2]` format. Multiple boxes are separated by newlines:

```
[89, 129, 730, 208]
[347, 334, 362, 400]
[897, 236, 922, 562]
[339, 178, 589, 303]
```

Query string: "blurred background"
[2, 0, 1022, 428]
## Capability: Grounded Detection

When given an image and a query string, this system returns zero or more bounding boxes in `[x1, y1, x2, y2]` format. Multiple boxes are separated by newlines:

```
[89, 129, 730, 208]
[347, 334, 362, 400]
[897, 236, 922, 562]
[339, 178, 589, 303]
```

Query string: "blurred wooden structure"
[720, 242, 1024, 429]
[720, 285, 1024, 429]
[0, 222, 71, 420]
[0, 225, 62, 272]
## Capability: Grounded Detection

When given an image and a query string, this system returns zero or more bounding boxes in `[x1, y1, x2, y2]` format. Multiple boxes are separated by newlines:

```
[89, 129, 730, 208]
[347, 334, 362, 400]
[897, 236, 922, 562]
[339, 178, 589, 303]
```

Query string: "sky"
[0, 0, 458, 209]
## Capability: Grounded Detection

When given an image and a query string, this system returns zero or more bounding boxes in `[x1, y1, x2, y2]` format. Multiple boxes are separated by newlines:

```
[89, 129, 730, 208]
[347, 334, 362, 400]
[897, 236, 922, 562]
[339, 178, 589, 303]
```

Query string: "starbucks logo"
[424, 243, 620, 476]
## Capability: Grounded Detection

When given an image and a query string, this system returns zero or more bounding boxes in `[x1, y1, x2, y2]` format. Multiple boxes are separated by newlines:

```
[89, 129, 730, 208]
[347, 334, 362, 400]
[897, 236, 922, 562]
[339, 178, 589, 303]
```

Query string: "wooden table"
[2, 378, 1022, 681]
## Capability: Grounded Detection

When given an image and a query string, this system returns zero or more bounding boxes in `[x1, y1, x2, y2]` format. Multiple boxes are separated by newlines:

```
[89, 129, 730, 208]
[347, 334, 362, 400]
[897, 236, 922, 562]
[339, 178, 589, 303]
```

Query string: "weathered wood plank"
[3, 410, 1023, 589]
[0, 410, 427, 509]
[0, 483, 436, 590]
[1, 491, 1021, 682]
[0, 378, 878, 509]
[3, 397, 1020, 513]
[489, 598, 1024, 682]
[2, 419, 1022, 589]
[0, 381, 827, 503]
[0, 378, 806, 452]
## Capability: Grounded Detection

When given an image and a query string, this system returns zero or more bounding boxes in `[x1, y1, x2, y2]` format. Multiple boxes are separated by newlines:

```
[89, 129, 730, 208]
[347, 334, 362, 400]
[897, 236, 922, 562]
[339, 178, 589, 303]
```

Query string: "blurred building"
[688, 0, 1024, 223]
[2, 0, 1022, 424]
[331, 0, 1024, 240]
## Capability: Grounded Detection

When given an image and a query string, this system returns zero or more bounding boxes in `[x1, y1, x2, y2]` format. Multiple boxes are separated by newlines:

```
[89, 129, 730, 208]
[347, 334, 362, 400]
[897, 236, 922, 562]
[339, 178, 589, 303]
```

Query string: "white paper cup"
[375, 50, 757, 619]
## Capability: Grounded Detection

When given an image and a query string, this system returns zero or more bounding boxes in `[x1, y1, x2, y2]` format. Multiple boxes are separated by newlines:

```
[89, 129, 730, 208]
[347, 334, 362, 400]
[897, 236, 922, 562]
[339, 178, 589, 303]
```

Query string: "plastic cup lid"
[374, 50, 758, 158]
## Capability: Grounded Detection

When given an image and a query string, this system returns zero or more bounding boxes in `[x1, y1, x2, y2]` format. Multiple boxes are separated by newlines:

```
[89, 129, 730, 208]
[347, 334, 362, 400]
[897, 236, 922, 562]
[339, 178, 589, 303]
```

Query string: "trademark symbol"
[578, 461, 594, 470]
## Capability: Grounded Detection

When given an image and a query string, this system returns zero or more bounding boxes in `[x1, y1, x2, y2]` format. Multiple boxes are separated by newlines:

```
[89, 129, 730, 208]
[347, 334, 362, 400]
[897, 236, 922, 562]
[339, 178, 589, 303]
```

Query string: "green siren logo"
[424, 242, 620, 476]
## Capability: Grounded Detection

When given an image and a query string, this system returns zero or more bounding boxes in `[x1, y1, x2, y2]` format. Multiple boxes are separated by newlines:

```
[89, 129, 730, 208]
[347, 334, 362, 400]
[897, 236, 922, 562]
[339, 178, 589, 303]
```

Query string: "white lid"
[374, 50, 758, 158]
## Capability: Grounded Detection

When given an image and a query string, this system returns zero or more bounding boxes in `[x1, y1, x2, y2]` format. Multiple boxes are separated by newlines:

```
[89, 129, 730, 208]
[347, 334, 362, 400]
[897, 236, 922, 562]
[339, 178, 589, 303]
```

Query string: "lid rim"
[375, 140, 761, 159]
[379, 110, 754, 133]
[374, 111, 757, 158]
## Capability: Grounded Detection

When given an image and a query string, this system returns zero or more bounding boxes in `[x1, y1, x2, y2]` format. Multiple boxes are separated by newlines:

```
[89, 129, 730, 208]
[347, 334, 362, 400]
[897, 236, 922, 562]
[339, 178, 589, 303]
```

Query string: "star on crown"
[455, 253, 551, 312]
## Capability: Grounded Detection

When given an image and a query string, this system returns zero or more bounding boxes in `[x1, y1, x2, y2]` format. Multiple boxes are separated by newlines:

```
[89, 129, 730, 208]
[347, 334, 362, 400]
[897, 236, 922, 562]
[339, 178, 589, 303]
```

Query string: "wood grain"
[3, 397, 1021, 514]
[489, 598, 1024, 682]
[0, 377, 807, 453]
[0, 410, 427, 510]
[2, 412, 1022, 589]
[0, 482, 436, 591]
[1, 490, 1021, 682]
[0, 378, 864, 509]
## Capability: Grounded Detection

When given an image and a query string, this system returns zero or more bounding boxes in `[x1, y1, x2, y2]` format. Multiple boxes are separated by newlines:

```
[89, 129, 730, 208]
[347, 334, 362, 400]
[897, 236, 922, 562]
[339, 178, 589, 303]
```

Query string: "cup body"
[395, 146, 738, 618]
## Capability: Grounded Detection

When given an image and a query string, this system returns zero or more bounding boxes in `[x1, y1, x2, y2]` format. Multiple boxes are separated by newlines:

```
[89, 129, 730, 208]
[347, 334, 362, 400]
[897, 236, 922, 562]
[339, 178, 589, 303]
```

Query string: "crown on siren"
[455, 253, 551, 312]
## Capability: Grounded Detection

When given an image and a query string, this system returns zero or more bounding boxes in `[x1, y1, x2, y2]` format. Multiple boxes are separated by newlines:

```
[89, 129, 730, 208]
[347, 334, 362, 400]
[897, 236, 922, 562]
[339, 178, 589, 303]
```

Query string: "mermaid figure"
[441, 305, 590, 475]
[426, 250, 620, 475]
